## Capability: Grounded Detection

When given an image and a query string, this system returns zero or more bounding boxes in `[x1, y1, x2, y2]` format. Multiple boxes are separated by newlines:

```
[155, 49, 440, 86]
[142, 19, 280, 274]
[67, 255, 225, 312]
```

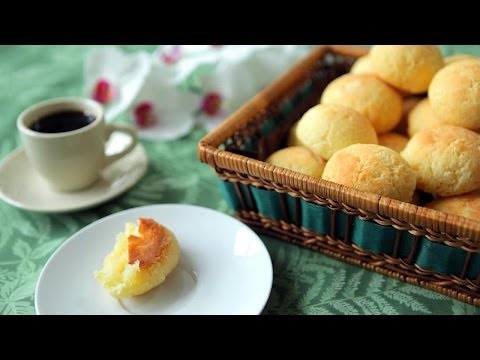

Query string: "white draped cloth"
[85, 45, 313, 140]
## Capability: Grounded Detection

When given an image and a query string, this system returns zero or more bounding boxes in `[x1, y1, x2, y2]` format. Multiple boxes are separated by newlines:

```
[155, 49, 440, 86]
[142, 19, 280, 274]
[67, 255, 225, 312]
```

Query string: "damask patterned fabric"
[0, 45, 479, 315]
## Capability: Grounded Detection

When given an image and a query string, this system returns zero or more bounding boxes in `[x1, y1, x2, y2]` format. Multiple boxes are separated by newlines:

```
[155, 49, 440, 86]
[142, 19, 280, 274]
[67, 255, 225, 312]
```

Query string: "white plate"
[0, 135, 147, 213]
[35, 204, 273, 315]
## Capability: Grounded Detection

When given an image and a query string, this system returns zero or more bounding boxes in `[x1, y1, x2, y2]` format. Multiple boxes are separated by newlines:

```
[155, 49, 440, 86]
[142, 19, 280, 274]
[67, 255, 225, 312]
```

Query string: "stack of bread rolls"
[266, 45, 480, 221]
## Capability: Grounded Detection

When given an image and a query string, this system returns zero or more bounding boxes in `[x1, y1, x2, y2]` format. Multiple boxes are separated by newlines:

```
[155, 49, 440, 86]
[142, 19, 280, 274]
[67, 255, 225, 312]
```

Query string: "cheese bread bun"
[95, 218, 180, 298]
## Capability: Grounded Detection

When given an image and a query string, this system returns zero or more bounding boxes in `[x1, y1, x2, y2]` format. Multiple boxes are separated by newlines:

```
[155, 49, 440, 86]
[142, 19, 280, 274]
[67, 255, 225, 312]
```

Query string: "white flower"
[84, 46, 151, 121]
[194, 57, 261, 131]
[194, 45, 312, 131]
[84, 45, 313, 139]
[153, 45, 222, 84]
[129, 63, 199, 140]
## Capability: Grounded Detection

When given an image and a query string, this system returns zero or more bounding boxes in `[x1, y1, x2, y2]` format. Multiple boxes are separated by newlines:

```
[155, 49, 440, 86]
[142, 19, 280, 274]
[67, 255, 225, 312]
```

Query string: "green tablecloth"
[1, 45, 479, 315]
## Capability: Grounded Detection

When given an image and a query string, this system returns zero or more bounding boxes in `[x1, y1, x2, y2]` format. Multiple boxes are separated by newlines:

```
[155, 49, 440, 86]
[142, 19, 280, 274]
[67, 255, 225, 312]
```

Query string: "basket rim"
[198, 45, 480, 244]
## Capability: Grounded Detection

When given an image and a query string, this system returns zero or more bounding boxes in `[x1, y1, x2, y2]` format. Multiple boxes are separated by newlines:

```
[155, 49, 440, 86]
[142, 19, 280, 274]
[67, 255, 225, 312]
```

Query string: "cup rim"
[17, 97, 104, 139]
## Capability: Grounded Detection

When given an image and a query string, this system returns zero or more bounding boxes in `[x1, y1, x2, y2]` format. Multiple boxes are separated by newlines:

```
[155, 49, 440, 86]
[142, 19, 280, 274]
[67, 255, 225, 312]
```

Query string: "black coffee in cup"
[30, 111, 96, 133]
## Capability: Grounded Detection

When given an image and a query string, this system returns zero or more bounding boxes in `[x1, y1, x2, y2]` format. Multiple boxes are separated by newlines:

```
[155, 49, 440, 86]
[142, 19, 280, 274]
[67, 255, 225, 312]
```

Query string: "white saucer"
[35, 204, 273, 315]
[0, 137, 148, 213]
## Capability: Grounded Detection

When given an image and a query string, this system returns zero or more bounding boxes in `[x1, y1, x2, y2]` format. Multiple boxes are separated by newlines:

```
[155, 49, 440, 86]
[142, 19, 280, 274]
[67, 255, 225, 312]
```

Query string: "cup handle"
[104, 123, 138, 167]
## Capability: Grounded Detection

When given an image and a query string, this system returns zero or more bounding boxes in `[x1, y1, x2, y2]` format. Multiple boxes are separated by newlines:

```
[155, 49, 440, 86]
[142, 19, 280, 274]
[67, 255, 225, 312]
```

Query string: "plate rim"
[35, 203, 273, 315]
[0, 144, 147, 213]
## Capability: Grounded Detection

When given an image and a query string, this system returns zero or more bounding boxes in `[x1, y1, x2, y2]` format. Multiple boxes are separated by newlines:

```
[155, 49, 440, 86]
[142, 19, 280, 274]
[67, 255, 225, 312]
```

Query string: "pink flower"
[161, 45, 182, 65]
[92, 79, 115, 104]
[134, 102, 158, 128]
[201, 92, 223, 116]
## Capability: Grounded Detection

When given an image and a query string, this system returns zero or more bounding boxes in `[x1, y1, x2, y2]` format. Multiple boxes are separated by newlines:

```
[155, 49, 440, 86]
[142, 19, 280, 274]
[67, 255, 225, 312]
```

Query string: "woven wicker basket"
[198, 45, 480, 306]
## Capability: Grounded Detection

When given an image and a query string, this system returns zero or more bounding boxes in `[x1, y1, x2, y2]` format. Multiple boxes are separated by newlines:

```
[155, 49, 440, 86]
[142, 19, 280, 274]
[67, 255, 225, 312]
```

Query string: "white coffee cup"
[17, 97, 138, 191]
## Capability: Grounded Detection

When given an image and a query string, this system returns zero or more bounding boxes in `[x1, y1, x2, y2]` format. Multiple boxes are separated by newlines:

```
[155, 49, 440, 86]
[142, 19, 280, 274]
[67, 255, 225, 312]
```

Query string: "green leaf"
[451, 301, 478, 315]
[292, 248, 308, 269]
[24, 212, 52, 242]
[17, 260, 36, 275]
[402, 286, 449, 301]
[371, 294, 399, 315]
[0, 276, 22, 300]
[284, 245, 302, 273]
[300, 273, 326, 307]
[295, 271, 317, 284]
[0, 269, 17, 284]
[9, 280, 36, 301]
[11, 209, 40, 238]
[12, 240, 31, 258]
[366, 273, 385, 294]
[384, 279, 399, 292]
[30, 239, 62, 260]
[2, 301, 33, 315]
[309, 306, 334, 315]
[384, 291, 431, 314]
[330, 300, 359, 315]
[354, 297, 382, 315]
[321, 266, 337, 275]
[342, 270, 364, 299]
[0, 269, 10, 280]
[320, 269, 346, 302]
[0, 205, 19, 250]
[12, 301, 34, 315]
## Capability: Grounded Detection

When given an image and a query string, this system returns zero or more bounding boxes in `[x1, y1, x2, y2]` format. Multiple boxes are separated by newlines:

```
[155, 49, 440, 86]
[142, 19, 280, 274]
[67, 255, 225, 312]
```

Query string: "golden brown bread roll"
[350, 55, 374, 75]
[444, 54, 476, 66]
[322, 144, 416, 202]
[401, 126, 480, 197]
[425, 190, 480, 222]
[320, 73, 403, 134]
[369, 45, 444, 94]
[95, 218, 180, 298]
[296, 104, 377, 160]
[407, 98, 440, 137]
[287, 122, 304, 147]
[377, 132, 409, 153]
[428, 58, 480, 130]
[266, 146, 326, 178]
[394, 96, 422, 135]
